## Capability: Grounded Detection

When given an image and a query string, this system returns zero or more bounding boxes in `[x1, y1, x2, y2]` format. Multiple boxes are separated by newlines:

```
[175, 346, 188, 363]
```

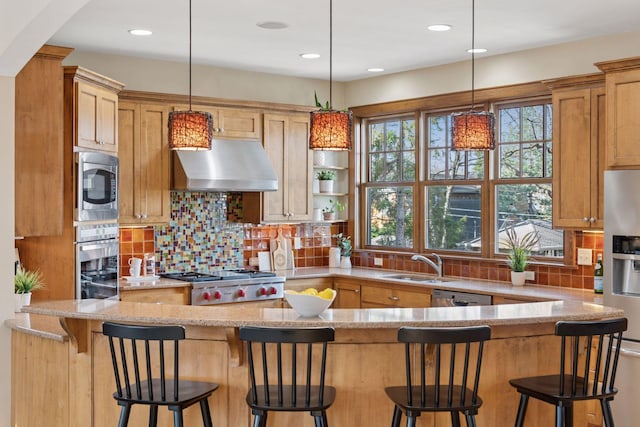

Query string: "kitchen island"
[11, 299, 622, 427]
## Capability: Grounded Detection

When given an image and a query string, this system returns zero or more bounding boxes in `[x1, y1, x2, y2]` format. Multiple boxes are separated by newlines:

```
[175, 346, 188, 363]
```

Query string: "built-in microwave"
[76, 150, 118, 222]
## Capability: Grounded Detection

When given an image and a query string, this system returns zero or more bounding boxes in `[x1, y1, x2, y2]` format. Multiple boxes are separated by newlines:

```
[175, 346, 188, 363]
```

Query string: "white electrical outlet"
[374, 257, 383, 266]
[524, 271, 535, 281]
[577, 248, 593, 266]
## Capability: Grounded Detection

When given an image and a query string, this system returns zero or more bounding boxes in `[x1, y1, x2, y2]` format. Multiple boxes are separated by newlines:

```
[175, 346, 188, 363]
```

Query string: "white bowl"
[284, 289, 336, 317]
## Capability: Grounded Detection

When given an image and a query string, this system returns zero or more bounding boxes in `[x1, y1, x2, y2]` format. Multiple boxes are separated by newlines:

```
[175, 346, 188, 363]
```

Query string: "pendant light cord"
[470, 0, 475, 110]
[329, 0, 333, 110]
[189, 0, 193, 111]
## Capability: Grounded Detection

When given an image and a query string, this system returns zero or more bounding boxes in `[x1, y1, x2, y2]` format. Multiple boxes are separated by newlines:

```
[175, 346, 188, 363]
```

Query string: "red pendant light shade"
[309, 109, 353, 150]
[168, 110, 213, 151]
[451, 110, 495, 150]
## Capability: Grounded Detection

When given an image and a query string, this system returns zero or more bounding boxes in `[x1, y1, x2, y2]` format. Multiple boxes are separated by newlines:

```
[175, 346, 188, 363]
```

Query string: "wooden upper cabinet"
[64, 66, 124, 153]
[118, 101, 171, 225]
[173, 104, 261, 140]
[596, 57, 640, 168]
[15, 45, 72, 237]
[546, 74, 605, 229]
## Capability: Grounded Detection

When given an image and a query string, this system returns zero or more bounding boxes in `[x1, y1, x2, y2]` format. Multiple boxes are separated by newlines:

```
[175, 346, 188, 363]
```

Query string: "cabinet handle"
[142, 214, 147, 219]
[388, 296, 400, 301]
[341, 288, 359, 293]
[136, 214, 142, 219]
[583, 217, 588, 222]
[590, 217, 596, 223]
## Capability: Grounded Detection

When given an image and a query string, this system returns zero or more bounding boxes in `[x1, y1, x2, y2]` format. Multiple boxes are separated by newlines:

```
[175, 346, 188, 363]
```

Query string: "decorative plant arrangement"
[316, 170, 336, 181]
[332, 233, 353, 269]
[14, 266, 45, 311]
[501, 228, 540, 285]
[322, 199, 344, 220]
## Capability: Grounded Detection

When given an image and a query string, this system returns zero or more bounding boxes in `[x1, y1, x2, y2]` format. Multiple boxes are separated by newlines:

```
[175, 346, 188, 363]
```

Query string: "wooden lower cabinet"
[333, 278, 361, 308]
[360, 282, 431, 308]
[119, 286, 190, 305]
[13, 320, 604, 427]
[493, 296, 537, 305]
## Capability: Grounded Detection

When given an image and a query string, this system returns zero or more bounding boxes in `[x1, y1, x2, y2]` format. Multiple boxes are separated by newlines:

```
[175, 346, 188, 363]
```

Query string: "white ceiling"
[48, 0, 640, 82]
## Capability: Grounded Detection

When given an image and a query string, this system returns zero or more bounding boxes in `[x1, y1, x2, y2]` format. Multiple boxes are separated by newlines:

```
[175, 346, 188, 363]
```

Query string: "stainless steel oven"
[76, 223, 119, 300]
[76, 149, 118, 222]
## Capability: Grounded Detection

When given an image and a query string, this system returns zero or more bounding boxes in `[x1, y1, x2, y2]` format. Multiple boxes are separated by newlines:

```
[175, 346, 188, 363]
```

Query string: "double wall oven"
[75, 150, 120, 300]
[160, 270, 285, 307]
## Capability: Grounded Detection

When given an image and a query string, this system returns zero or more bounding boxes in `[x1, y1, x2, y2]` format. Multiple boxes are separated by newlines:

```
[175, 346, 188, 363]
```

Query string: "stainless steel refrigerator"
[604, 169, 640, 425]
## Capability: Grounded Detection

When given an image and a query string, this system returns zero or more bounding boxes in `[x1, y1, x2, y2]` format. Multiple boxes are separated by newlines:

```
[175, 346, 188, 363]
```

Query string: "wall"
[0, 76, 15, 427]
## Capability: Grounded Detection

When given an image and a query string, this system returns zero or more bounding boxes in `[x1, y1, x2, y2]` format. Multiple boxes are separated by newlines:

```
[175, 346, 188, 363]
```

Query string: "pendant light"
[309, 0, 353, 151]
[451, 0, 495, 151]
[168, 0, 213, 151]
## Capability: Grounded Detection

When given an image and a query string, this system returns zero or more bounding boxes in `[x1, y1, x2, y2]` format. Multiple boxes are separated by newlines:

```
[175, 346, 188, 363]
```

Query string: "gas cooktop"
[160, 269, 276, 282]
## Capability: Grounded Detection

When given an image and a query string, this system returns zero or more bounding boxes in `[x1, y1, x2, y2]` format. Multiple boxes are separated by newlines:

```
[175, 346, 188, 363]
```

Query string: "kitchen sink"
[382, 274, 443, 284]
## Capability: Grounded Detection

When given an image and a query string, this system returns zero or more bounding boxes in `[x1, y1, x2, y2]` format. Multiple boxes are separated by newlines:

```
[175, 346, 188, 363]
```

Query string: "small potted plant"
[14, 266, 45, 312]
[322, 199, 344, 221]
[316, 169, 336, 193]
[332, 233, 352, 269]
[502, 228, 539, 286]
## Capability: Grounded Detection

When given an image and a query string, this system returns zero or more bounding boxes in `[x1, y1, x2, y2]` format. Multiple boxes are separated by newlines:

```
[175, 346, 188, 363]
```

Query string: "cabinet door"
[120, 287, 189, 305]
[606, 68, 640, 168]
[262, 113, 313, 222]
[552, 87, 605, 229]
[118, 102, 171, 225]
[76, 82, 118, 153]
[217, 108, 261, 140]
[360, 284, 430, 308]
[334, 279, 361, 308]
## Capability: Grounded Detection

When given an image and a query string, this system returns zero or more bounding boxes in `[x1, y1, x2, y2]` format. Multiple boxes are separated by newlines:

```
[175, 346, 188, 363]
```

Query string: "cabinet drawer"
[120, 287, 189, 305]
[361, 286, 430, 308]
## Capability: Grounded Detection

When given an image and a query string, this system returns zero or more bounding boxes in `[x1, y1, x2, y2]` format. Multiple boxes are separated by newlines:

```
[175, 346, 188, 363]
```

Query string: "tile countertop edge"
[280, 267, 601, 303]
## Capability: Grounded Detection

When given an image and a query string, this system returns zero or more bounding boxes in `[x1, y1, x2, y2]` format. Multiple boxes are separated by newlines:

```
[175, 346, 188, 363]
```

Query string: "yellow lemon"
[318, 288, 334, 300]
[302, 288, 319, 295]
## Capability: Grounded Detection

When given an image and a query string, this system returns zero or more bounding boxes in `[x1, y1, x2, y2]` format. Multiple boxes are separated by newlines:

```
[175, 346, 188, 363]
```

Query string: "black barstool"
[239, 326, 336, 427]
[385, 325, 492, 427]
[102, 322, 219, 427]
[509, 317, 627, 427]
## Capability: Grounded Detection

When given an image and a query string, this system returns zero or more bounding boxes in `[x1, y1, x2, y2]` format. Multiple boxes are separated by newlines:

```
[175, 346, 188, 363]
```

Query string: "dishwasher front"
[432, 289, 492, 307]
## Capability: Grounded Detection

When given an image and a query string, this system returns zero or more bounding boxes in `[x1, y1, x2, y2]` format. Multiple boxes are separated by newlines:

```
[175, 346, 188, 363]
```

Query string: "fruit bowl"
[284, 289, 336, 317]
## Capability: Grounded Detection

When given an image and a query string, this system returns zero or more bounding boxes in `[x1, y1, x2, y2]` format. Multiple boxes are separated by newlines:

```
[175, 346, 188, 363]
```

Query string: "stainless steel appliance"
[160, 270, 285, 306]
[432, 289, 492, 307]
[76, 223, 119, 300]
[604, 170, 640, 426]
[76, 150, 118, 221]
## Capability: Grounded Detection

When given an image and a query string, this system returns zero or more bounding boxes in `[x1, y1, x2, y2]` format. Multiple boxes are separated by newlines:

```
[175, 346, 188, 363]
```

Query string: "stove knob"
[237, 289, 246, 298]
[259, 287, 268, 296]
[269, 287, 278, 295]
[203, 291, 212, 301]
[213, 291, 223, 300]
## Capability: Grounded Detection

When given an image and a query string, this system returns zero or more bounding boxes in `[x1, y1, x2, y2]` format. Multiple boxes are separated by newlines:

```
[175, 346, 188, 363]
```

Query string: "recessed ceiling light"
[128, 29, 152, 36]
[367, 68, 384, 73]
[300, 53, 321, 59]
[256, 21, 288, 30]
[467, 48, 488, 53]
[427, 24, 452, 32]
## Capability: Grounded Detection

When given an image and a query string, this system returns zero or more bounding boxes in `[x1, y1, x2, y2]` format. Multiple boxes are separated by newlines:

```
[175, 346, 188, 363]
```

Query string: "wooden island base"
[13, 318, 606, 427]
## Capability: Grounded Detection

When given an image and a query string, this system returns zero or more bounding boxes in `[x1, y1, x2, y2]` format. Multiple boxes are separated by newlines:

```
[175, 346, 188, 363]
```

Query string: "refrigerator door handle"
[619, 347, 640, 358]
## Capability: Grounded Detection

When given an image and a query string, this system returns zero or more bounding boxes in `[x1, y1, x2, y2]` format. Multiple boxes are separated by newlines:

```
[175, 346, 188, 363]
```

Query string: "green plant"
[316, 169, 336, 180]
[332, 233, 352, 257]
[501, 228, 540, 272]
[314, 91, 330, 110]
[14, 266, 45, 294]
[322, 199, 344, 213]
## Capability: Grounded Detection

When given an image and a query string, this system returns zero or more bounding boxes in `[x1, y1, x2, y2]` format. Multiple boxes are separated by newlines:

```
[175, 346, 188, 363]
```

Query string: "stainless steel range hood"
[172, 139, 278, 192]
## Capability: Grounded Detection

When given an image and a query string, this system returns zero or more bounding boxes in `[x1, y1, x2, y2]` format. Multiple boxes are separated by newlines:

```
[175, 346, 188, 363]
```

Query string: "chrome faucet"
[411, 253, 443, 278]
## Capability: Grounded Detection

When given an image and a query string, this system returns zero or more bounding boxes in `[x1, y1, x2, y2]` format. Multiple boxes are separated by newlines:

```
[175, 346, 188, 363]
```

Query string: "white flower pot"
[511, 271, 526, 286]
[340, 256, 352, 269]
[14, 292, 31, 312]
[318, 180, 334, 193]
[323, 211, 336, 221]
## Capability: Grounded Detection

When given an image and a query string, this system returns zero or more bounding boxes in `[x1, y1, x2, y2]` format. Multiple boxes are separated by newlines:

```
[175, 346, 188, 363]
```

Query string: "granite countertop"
[119, 277, 188, 291]
[19, 298, 622, 330]
[280, 267, 602, 304]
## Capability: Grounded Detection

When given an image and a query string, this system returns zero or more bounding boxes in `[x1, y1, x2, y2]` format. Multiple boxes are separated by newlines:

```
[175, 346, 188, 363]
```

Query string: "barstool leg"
[465, 413, 477, 427]
[173, 408, 184, 427]
[149, 405, 158, 426]
[555, 405, 564, 427]
[117, 403, 131, 427]
[451, 411, 461, 427]
[391, 405, 402, 427]
[407, 415, 417, 427]
[514, 394, 529, 427]
[199, 398, 213, 427]
[565, 405, 573, 427]
[601, 399, 615, 427]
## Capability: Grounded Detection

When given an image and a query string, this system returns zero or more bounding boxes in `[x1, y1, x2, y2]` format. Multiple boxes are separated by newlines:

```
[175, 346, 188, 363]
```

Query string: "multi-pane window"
[495, 101, 563, 258]
[361, 99, 563, 260]
[425, 113, 484, 252]
[364, 117, 415, 248]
